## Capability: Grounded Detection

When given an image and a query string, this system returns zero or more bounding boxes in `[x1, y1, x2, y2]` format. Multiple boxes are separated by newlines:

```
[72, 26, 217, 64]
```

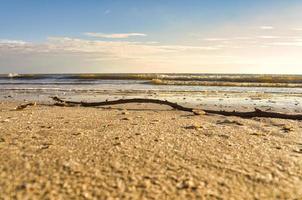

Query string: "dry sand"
[0, 101, 302, 199]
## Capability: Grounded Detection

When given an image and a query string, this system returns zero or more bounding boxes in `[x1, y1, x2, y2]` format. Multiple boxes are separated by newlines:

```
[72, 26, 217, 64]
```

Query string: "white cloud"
[257, 35, 281, 39]
[232, 37, 252, 40]
[0, 39, 28, 45]
[0, 39, 32, 53]
[260, 26, 274, 30]
[203, 38, 229, 41]
[84, 32, 147, 39]
[0, 37, 221, 59]
[270, 42, 302, 47]
[0, 36, 227, 73]
[2, 29, 302, 73]
[203, 37, 253, 42]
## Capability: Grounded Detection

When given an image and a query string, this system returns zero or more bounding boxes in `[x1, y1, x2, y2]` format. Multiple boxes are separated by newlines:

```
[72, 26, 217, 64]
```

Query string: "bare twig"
[51, 97, 302, 120]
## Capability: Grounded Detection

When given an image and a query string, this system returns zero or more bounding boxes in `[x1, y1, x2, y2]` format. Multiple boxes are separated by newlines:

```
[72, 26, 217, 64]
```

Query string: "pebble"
[193, 110, 206, 115]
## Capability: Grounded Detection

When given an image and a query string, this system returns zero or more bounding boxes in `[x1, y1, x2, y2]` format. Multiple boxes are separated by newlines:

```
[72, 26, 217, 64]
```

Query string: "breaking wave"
[1, 73, 302, 88]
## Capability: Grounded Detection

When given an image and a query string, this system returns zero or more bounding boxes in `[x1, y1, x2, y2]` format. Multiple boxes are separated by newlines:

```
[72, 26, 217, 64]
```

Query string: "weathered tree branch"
[203, 108, 302, 120]
[51, 96, 302, 120]
[51, 96, 199, 113]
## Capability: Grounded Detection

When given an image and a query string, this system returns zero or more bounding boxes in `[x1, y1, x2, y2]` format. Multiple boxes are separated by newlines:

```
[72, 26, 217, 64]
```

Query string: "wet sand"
[0, 101, 302, 199]
[1, 89, 302, 113]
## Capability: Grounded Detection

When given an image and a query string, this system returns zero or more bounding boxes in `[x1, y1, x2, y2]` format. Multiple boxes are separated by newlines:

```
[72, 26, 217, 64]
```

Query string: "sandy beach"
[1, 100, 302, 199]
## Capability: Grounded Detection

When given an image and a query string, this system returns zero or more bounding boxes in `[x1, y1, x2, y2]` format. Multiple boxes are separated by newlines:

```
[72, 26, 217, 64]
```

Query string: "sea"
[1, 73, 302, 93]
[1, 73, 302, 112]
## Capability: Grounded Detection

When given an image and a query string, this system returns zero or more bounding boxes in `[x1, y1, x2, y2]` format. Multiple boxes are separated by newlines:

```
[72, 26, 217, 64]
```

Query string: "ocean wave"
[1, 73, 302, 84]
[150, 79, 302, 88]
[0, 73, 158, 80]
[152, 74, 302, 84]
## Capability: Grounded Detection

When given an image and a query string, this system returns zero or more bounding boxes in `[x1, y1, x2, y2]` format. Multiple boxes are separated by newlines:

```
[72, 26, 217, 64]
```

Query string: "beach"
[1, 99, 302, 199]
[1, 74, 302, 199]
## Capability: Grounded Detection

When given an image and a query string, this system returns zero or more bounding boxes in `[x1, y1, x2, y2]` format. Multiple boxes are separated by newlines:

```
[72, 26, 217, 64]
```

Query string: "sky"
[1, 0, 302, 74]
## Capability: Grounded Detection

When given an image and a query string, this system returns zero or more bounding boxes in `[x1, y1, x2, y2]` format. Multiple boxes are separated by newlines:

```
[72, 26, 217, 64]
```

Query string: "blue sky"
[0, 0, 295, 41]
[1, 0, 302, 73]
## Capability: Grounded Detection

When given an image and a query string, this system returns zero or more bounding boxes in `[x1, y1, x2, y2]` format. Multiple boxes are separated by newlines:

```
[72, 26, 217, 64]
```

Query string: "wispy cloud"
[257, 35, 281, 39]
[270, 42, 302, 47]
[0, 36, 225, 73]
[203, 38, 229, 41]
[0, 37, 220, 58]
[203, 37, 253, 42]
[2, 25, 302, 73]
[260, 26, 274, 30]
[232, 37, 252, 40]
[84, 32, 147, 39]
[0, 39, 31, 52]
[0, 39, 28, 45]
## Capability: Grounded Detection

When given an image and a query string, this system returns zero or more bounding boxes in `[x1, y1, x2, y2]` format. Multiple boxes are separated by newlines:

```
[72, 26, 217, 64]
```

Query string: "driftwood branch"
[51, 96, 198, 113]
[51, 97, 302, 120]
[203, 108, 302, 120]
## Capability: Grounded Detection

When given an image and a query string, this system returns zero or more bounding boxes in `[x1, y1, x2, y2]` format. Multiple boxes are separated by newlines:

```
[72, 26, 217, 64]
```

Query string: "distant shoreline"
[2, 73, 302, 89]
